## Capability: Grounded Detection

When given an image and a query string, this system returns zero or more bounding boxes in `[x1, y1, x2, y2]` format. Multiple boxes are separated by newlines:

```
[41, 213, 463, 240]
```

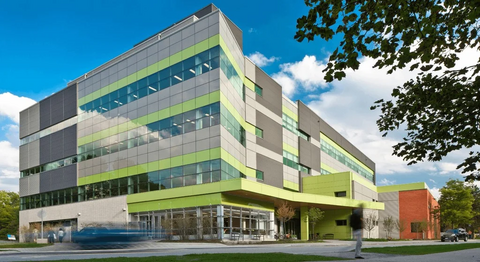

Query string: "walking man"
[58, 228, 65, 243]
[350, 204, 364, 259]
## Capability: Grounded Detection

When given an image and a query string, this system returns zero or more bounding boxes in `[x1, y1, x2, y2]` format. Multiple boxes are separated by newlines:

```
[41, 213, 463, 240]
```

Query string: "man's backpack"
[350, 212, 361, 230]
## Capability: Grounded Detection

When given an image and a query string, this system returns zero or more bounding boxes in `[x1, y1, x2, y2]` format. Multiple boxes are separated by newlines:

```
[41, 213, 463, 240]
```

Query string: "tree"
[395, 218, 408, 239]
[382, 216, 395, 239]
[439, 179, 475, 228]
[276, 202, 295, 236]
[468, 184, 480, 234]
[295, 0, 480, 181]
[0, 191, 20, 239]
[304, 207, 325, 240]
[418, 219, 429, 239]
[363, 211, 377, 238]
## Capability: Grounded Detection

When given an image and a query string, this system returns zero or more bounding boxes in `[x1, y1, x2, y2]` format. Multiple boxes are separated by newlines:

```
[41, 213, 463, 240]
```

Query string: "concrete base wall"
[19, 196, 128, 242]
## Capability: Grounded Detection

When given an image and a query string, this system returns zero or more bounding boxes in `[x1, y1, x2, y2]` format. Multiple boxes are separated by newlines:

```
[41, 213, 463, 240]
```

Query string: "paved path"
[0, 239, 479, 261]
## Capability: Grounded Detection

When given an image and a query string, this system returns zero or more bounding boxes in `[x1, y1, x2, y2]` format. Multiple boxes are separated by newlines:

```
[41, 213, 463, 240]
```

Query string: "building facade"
[18, 4, 383, 241]
[378, 183, 440, 239]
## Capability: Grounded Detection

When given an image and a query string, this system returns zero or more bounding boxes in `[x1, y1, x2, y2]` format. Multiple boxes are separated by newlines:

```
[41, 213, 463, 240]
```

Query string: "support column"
[196, 207, 202, 240]
[269, 212, 275, 238]
[300, 206, 309, 240]
[217, 205, 224, 240]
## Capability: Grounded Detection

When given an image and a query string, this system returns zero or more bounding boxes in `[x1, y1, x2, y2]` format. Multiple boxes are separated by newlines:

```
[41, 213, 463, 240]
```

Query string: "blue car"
[72, 227, 145, 245]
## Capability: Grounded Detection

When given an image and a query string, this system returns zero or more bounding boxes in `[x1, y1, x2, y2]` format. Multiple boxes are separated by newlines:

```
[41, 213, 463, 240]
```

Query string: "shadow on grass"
[363, 243, 480, 255]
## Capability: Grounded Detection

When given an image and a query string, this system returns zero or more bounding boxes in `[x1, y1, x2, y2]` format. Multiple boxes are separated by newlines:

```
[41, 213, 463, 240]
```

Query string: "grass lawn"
[0, 243, 51, 248]
[363, 243, 480, 255]
[13, 253, 350, 262]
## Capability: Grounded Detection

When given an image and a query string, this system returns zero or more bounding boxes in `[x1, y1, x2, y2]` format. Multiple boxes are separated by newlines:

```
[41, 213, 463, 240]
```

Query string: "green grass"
[12, 253, 349, 262]
[363, 243, 480, 255]
[0, 243, 51, 248]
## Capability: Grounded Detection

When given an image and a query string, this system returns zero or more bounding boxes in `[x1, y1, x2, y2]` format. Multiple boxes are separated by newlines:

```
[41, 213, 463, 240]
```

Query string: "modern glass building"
[18, 4, 383, 241]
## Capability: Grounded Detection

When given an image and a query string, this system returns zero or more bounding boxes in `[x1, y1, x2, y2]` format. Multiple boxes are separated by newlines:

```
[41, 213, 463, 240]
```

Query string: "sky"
[0, 0, 477, 197]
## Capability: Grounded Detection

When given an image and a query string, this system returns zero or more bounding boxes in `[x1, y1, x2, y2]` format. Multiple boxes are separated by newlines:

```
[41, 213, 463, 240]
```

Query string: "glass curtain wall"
[133, 205, 273, 240]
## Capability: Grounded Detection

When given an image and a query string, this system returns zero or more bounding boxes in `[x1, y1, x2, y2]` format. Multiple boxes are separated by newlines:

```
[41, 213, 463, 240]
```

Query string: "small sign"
[7, 234, 16, 241]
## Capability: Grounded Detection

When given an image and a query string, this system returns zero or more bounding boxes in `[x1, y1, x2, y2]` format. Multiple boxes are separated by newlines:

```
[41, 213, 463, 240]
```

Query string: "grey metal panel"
[63, 84, 77, 119]
[297, 101, 376, 174]
[39, 136, 51, 165]
[298, 139, 312, 168]
[254, 67, 282, 116]
[28, 174, 40, 196]
[222, 14, 242, 51]
[352, 180, 377, 201]
[44, 164, 77, 192]
[63, 125, 77, 157]
[50, 130, 64, 162]
[50, 91, 64, 126]
[256, 154, 283, 189]
[19, 177, 29, 197]
[27, 140, 40, 168]
[29, 103, 40, 135]
[19, 109, 29, 139]
[298, 139, 321, 172]
[39, 98, 51, 130]
[298, 102, 320, 141]
[318, 115, 376, 174]
[378, 191, 400, 238]
[19, 144, 29, 171]
[39, 170, 51, 193]
[256, 111, 282, 155]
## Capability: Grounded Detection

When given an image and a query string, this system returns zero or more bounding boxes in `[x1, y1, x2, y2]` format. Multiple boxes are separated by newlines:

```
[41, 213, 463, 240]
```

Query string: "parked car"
[441, 228, 468, 242]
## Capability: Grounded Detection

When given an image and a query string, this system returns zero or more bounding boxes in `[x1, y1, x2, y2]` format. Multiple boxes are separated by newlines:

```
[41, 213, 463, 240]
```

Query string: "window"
[255, 127, 263, 138]
[411, 222, 421, 233]
[335, 191, 347, 197]
[255, 84, 263, 96]
[336, 220, 347, 226]
[256, 170, 264, 180]
[298, 130, 310, 141]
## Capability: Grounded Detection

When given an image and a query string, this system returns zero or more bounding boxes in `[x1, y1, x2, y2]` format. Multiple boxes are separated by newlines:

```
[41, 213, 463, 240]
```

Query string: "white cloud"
[0, 92, 36, 123]
[429, 179, 437, 184]
[0, 92, 36, 192]
[272, 55, 329, 97]
[247, 51, 279, 67]
[267, 48, 479, 185]
[430, 187, 441, 200]
[378, 178, 396, 185]
[248, 28, 257, 33]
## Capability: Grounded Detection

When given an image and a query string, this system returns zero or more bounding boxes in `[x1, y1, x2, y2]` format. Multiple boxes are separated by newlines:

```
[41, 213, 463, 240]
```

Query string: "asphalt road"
[0, 239, 479, 261]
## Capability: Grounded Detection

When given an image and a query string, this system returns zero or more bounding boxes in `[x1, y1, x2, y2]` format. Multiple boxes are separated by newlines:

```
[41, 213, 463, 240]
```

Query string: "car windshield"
[446, 229, 456, 234]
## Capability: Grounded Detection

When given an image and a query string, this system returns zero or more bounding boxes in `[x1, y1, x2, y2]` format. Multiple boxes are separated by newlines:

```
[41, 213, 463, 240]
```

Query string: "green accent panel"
[208, 34, 220, 48]
[245, 122, 255, 135]
[300, 206, 309, 240]
[221, 148, 246, 174]
[282, 105, 298, 122]
[78, 34, 221, 106]
[77, 91, 220, 146]
[283, 143, 299, 156]
[128, 193, 224, 213]
[320, 133, 374, 175]
[315, 209, 352, 239]
[126, 177, 383, 213]
[303, 172, 353, 199]
[78, 148, 220, 186]
[221, 194, 274, 211]
[351, 173, 378, 192]
[321, 163, 339, 174]
[377, 182, 427, 193]
[219, 36, 245, 80]
[245, 167, 256, 178]
[283, 180, 299, 191]
[244, 78, 255, 91]
[170, 52, 182, 65]
[237, 178, 384, 210]
[219, 91, 247, 129]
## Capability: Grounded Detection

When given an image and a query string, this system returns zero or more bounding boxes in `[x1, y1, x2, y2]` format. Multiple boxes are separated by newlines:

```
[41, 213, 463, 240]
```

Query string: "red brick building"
[378, 183, 440, 239]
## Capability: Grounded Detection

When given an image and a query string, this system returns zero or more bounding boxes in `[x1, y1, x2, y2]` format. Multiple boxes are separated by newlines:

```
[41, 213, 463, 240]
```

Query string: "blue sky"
[0, 0, 474, 194]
